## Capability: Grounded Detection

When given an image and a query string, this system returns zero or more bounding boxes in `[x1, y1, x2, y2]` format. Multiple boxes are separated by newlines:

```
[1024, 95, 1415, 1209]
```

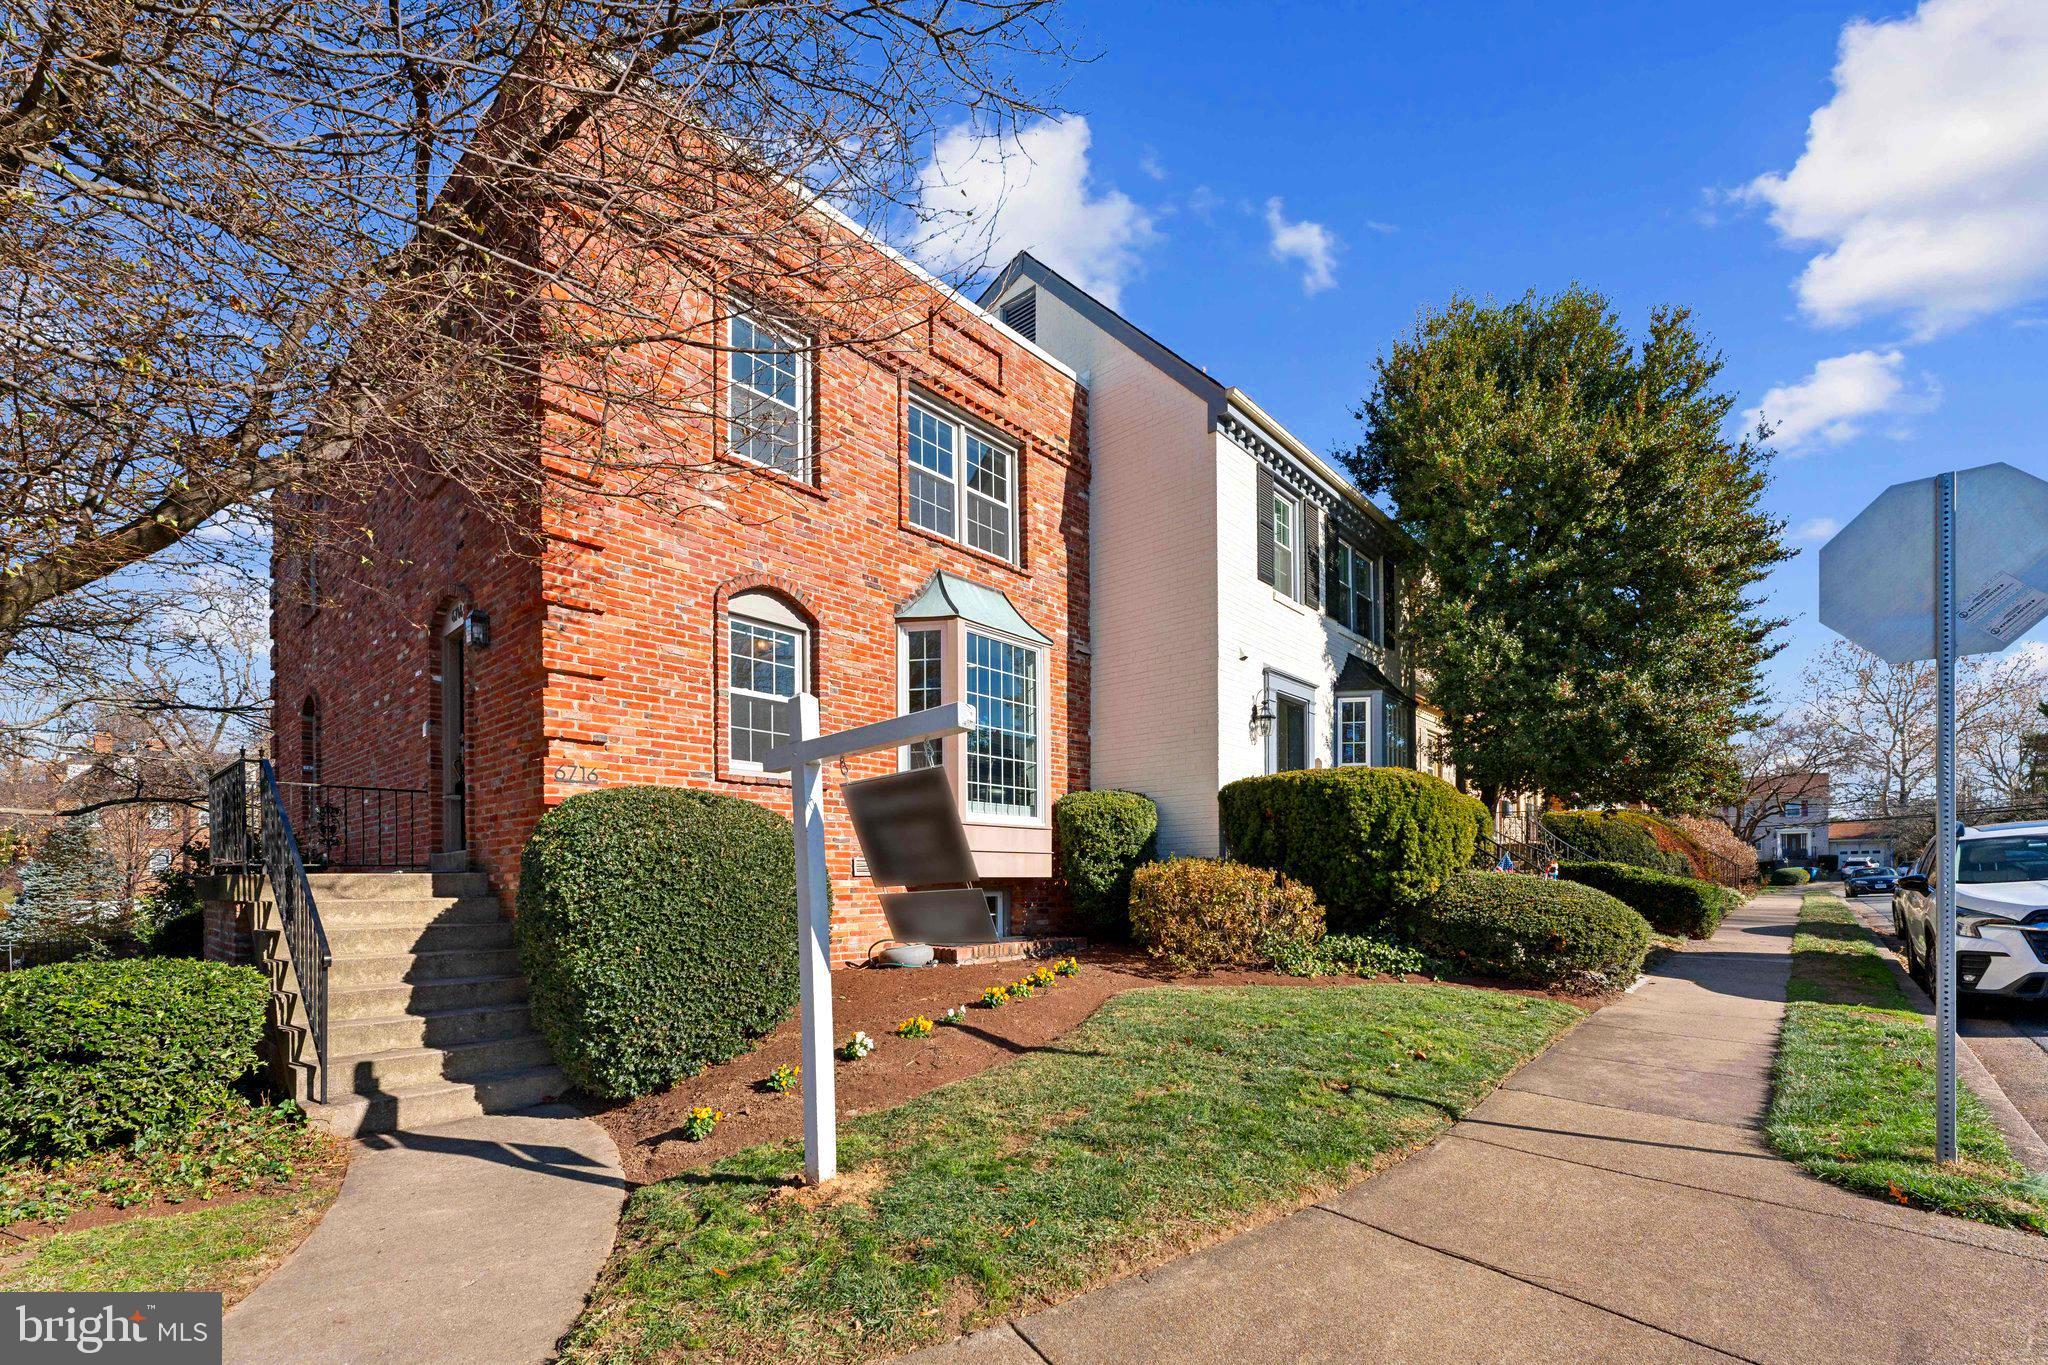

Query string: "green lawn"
[565, 983, 1582, 1362]
[1767, 893, 2048, 1234]
[0, 1184, 338, 1305]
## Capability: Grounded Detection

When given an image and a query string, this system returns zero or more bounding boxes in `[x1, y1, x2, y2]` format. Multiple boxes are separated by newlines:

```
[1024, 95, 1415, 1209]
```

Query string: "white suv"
[1893, 821, 2048, 999]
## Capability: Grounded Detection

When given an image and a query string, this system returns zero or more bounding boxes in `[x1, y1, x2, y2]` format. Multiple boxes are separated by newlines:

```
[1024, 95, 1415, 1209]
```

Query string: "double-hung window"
[1270, 492, 1299, 597]
[1328, 538, 1380, 641]
[965, 631, 1039, 817]
[729, 609, 805, 771]
[728, 313, 809, 479]
[908, 401, 1017, 562]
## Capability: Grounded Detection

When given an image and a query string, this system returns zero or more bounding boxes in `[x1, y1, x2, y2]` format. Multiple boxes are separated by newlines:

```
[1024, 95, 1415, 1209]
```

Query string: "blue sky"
[906, 0, 2048, 703]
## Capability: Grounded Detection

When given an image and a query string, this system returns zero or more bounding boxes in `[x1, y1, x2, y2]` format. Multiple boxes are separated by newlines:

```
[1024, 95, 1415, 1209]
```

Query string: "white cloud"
[913, 116, 1155, 307]
[1138, 149, 1167, 182]
[1791, 516, 1841, 544]
[1745, 350, 1940, 453]
[1743, 0, 2048, 334]
[1263, 198, 1339, 294]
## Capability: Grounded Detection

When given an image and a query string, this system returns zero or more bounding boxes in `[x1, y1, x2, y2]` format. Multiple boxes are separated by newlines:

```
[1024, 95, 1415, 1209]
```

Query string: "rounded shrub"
[1540, 811, 1690, 876]
[0, 959, 268, 1160]
[1404, 871, 1650, 990]
[1557, 860, 1743, 939]
[1128, 857, 1324, 971]
[1769, 866, 1812, 887]
[1053, 789, 1159, 938]
[1218, 767, 1488, 932]
[515, 786, 801, 1100]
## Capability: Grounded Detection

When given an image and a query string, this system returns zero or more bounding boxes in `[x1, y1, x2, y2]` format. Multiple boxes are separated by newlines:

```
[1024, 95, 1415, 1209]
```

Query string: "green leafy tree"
[1348, 288, 1790, 810]
[4, 819, 135, 962]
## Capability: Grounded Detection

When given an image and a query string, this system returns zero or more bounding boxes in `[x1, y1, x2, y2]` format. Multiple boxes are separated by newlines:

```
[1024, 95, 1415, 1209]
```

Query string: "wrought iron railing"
[275, 780, 430, 871]
[1474, 810, 1593, 872]
[258, 758, 333, 1104]
[207, 753, 260, 870]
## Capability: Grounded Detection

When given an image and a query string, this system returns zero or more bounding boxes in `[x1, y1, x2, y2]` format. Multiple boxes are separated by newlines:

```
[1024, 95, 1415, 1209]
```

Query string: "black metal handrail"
[275, 779, 430, 871]
[207, 753, 259, 870]
[258, 758, 333, 1104]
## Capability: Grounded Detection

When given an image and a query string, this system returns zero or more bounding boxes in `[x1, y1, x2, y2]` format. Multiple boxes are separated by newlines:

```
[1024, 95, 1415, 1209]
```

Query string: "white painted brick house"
[980, 254, 1452, 858]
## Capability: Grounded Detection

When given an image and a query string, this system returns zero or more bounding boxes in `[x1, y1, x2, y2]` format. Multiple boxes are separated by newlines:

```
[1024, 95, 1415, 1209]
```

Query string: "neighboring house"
[978, 253, 1444, 859]
[1828, 820, 1898, 868]
[272, 213, 1088, 963]
[1728, 771, 1831, 864]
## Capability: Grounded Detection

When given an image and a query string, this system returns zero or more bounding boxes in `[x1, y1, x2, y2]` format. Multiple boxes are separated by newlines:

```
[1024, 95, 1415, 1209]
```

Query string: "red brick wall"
[275, 231, 1089, 962]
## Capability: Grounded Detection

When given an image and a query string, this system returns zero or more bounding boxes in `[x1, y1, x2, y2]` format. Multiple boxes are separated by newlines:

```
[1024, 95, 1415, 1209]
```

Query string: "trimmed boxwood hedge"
[1053, 790, 1159, 939]
[1540, 811, 1691, 876]
[1769, 866, 1813, 887]
[1404, 871, 1650, 990]
[1558, 860, 1742, 939]
[516, 786, 802, 1100]
[1218, 767, 1488, 932]
[0, 958, 269, 1159]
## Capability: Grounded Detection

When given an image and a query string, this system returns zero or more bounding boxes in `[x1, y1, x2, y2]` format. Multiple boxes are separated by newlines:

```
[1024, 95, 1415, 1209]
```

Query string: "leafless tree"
[1727, 709, 1845, 844]
[1, 0, 1075, 683]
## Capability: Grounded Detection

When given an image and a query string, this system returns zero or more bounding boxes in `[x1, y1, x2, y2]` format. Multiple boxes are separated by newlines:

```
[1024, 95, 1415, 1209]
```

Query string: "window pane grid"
[906, 629, 944, 769]
[1337, 697, 1373, 766]
[909, 403, 1015, 562]
[966, 632, 1038, 817]
[1272, 495, 1296, 595]
[730, 616, 801, 768]
[728, 315, 808, 479]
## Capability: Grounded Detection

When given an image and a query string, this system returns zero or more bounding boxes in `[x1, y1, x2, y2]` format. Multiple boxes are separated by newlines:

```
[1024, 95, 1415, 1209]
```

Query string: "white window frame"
[896, 619, 1048, 826]
[726, 311, 811, 481]
[1271, 490, 1300, 598]
[1263, 670, 1318, 774]
[907, 398, 1018, 563]
[727, 605, 808, 775]
[1335, 693, 1382, 767]
[984, 888, 1011, 939]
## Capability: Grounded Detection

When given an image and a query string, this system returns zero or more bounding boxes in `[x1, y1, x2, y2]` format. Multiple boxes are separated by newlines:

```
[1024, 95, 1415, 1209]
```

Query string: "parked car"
[1843, 864, 1897, 897]
[1892, 822, 2048, 998]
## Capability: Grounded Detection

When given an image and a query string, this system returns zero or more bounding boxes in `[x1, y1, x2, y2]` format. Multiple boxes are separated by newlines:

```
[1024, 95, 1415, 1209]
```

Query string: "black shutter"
[1255, 466, 1276, 586]
[1302, 503, 1324, 610]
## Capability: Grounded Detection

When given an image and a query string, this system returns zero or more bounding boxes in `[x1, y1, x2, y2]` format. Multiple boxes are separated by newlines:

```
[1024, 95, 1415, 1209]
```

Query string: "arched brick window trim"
[714, 576, 823, 783]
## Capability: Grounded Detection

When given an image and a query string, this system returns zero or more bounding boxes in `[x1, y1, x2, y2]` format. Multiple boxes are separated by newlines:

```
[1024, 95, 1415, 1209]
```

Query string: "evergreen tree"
[1349, 288, 1791, 809]
[4, 817, 135, 961]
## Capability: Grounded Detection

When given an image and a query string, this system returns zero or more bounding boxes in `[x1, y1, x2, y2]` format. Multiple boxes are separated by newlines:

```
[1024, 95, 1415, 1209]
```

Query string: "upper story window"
[727, 592, 810, 773]
[728, 313, 810, 480]
[1328, 538, 1381, 642]
[1782, 799, 1806, 818]
[908, 400, 1017, 563]
[1270, 490, 1299, 597]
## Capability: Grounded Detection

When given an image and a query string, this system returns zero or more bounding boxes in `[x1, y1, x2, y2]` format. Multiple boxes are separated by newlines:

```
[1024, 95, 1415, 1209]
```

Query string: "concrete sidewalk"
[224, 1104, 626, 1365]
[908, 892, 2048, 1364]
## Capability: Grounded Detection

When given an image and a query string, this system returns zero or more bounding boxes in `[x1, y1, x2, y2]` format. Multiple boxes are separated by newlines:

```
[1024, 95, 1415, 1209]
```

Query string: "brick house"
[272, 222, 1089, 965]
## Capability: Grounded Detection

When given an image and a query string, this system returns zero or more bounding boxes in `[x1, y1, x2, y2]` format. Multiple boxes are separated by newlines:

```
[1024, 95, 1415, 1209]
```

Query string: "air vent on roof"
[1000, 288, 1037, 342]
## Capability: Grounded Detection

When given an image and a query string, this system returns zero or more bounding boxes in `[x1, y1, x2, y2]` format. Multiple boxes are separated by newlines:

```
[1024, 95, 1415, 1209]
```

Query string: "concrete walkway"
[908, 891, 2048, 1364]
[225, 1104, 625, 1365]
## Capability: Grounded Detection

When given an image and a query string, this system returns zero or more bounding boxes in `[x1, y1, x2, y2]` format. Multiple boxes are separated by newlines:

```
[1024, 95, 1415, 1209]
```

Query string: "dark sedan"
[1842, 865, 1898, 896]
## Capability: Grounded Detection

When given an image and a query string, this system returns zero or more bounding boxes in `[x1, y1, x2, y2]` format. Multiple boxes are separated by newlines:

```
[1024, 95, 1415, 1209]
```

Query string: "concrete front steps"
[288, 869, 567, 1136]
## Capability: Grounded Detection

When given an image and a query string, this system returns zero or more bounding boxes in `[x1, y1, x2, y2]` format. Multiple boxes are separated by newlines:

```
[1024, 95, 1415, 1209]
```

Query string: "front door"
[1276, 694, 1309, 772]
[440, 619, 467, 853]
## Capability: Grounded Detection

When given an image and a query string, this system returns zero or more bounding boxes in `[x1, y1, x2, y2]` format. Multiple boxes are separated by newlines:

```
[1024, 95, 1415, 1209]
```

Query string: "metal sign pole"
[766, 697, 976, 1185]
[788, 694, 838, 1185]
[1934, 471, 1960, 1164]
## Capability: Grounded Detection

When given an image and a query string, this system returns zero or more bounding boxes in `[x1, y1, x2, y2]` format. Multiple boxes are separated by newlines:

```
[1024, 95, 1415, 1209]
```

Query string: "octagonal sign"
[1819, 462, 2048, 664]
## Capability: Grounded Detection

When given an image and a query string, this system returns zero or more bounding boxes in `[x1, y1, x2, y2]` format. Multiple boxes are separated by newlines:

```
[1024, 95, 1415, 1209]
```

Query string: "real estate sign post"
[765, 698, 976, 1184]
[1819, 462, 2048, 1162]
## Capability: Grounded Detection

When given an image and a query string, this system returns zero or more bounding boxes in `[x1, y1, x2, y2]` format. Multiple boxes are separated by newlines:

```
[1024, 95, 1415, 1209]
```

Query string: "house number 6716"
[553, 763, 602, 786]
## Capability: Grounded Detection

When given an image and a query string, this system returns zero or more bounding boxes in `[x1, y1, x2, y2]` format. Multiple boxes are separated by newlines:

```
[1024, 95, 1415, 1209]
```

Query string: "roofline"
[805, 204, 1077, 381]
[1221, 388, 1403, 542]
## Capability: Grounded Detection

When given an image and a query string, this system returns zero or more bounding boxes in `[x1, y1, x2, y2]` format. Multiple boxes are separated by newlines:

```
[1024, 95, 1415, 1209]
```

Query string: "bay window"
[1336, 695, 1377, 766]
[966, 631, 1039, 818]
[909, 400, 1017, 561]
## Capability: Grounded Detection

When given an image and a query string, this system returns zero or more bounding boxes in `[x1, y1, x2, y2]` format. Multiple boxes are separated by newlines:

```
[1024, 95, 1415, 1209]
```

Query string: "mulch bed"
[587, 948, 1609, 1184]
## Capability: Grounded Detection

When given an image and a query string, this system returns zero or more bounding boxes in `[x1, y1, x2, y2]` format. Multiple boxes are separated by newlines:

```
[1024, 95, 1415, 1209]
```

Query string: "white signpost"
[1818, 462, 2048, 1161]
[763, 696, 976, 1184]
